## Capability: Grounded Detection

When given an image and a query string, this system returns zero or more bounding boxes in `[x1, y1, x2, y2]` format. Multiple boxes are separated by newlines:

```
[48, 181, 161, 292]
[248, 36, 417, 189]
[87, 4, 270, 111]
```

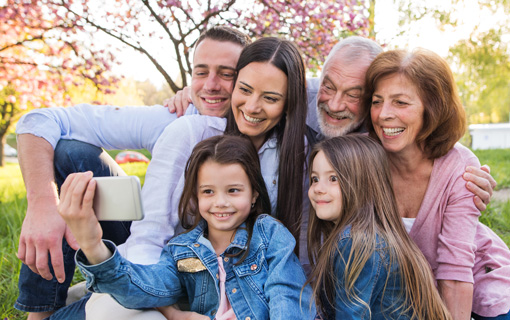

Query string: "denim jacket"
[76, 214, 315, 319]
[325, 226, 411, 320]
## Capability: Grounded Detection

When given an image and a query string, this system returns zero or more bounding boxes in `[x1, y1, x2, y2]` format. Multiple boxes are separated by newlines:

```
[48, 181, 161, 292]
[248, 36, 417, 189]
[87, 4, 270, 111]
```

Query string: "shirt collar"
[176, 219, 249, 252]
[258, 132, 278, 154]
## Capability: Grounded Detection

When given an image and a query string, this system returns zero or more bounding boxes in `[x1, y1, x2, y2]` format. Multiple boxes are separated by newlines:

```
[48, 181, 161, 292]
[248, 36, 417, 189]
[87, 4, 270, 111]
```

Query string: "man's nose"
[204, 73, 221, 92]
[327, 92, 347, 112]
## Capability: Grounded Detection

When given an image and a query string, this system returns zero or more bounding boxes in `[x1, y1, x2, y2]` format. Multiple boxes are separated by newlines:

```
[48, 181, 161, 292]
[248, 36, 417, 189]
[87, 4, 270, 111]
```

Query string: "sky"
[110, 0, 507, 88]
[375, 0, 508, 54]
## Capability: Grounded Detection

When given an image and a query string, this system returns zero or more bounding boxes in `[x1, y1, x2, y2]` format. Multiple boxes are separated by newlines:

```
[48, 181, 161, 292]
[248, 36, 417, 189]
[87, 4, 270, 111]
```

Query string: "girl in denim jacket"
[58, 135, 315, 320]
[306, 135, 450, 320]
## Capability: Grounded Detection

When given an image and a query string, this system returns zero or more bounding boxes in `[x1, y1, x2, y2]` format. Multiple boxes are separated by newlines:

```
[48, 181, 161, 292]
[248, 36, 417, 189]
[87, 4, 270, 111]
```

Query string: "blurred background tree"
[0, 1, 119, 165]
[42, 0, 369, 92]
[374, 0, 510, 125]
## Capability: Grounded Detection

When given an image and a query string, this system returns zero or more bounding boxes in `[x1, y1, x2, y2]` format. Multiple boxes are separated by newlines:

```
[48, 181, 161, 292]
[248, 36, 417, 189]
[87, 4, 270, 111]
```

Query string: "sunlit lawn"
[0, 161, 148, 320]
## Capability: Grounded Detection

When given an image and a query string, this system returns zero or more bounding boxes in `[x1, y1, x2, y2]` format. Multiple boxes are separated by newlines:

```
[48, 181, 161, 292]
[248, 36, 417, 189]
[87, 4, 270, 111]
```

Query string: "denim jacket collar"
[170, 219, 250, 255]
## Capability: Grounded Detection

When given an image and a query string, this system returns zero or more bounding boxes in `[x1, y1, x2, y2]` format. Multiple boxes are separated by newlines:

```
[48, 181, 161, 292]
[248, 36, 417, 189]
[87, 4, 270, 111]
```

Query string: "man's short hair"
[195, 26, 252, 50]
[323, 36, 382, 68]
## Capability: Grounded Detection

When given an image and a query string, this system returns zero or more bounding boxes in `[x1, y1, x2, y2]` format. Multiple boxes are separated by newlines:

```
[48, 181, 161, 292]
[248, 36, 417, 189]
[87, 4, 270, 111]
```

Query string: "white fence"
[469, 123, 510, 150]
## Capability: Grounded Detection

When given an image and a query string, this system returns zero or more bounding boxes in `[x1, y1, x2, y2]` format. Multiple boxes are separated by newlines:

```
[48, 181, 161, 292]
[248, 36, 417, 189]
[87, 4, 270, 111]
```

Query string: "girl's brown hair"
[306, 135, 451, 319]
[178, 135, 271, 263]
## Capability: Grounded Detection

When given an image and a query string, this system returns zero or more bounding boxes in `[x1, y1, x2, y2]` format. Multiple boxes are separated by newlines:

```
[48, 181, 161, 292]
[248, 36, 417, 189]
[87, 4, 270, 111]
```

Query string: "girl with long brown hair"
[306, 135, 451, 319]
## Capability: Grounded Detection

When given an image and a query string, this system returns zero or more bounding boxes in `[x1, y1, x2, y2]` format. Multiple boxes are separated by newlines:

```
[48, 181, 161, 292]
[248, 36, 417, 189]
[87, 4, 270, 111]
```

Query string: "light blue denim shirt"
[76, 214, 316, 320]
[15, 103, 200, 152]
[325, 226, 411, 320]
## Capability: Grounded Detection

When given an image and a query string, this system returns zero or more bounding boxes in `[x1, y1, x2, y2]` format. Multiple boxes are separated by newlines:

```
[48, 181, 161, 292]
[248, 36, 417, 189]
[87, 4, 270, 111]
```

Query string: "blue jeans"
[15, 140, 132, 319]
[472, 311, 510, 320]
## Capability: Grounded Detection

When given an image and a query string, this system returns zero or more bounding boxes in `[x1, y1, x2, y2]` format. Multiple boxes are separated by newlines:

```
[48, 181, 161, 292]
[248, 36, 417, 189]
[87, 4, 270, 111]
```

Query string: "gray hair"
[323, 36, 382, 68]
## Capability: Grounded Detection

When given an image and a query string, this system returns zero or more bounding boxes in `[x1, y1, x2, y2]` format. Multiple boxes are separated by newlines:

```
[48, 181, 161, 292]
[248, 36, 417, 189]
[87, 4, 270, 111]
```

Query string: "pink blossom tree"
[0, 1, 118, 165]
[45, 0, 370, 92]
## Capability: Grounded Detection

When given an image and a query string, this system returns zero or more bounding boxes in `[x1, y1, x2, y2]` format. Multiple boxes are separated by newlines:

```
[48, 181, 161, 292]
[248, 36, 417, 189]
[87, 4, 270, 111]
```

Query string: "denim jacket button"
[193, 243, 200, 247]
[232, 288, 237, 293]
[211, 309, 217, 315]
[224, 257, 229, 262]
[250, 264, 257, 271]
[245, 317, 251, 320]
[216, 273, 219, 279]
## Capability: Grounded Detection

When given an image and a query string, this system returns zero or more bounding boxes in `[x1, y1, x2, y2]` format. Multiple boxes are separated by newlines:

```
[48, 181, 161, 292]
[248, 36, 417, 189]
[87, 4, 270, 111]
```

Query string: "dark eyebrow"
[194, 64, 236, 71]
[219, 66, 236, 71]
[239, 81, 284, 97]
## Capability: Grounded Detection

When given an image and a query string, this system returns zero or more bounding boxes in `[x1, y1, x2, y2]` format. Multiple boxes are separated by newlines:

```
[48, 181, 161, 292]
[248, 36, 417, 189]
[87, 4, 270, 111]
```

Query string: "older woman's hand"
[463, 165, 497, 212]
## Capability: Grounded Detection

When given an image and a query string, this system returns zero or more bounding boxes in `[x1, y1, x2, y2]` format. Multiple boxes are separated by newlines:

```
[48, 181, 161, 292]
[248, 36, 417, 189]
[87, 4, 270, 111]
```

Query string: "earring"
[251, 203, 255, 208]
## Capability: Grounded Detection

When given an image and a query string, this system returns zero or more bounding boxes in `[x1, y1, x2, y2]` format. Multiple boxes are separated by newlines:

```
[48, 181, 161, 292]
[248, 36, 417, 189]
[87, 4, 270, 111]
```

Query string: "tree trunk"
[368, 0, 376, 39]
[0, 135, 5, 167]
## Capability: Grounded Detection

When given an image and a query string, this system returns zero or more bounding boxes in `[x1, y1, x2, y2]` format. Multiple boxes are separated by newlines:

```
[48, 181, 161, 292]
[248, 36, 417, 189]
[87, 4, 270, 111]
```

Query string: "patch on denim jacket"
[177, 258, 207, 273]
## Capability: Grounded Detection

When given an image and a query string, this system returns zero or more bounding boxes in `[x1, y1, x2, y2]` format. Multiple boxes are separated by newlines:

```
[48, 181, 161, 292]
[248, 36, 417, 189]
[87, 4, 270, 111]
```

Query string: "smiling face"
[231, 61, 287, 150]
[190, 39, 244, 117]
[316, 52, 371, 138]
[308, 151, 343, 223]
[370, 73, 425, 157]
[197, 160, 258, 245]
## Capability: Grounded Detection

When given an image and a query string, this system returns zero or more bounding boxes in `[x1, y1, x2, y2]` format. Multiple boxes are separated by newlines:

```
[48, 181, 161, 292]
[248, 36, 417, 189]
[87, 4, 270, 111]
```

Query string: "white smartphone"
[92, 176, 144, 221]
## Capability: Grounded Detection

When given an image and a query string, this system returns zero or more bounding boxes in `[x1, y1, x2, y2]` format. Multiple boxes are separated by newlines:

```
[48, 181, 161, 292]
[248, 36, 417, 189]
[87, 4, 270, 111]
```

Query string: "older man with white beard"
[309, 36, 382, 139]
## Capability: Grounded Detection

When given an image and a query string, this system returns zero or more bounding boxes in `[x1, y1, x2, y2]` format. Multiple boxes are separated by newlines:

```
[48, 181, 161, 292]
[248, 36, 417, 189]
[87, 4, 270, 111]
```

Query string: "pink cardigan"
[409, 143, 510, 317]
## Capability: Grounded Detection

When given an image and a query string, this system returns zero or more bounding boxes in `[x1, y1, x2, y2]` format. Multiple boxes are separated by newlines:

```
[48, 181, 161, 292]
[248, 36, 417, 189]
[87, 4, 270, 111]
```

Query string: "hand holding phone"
[92, 176, 144, 221]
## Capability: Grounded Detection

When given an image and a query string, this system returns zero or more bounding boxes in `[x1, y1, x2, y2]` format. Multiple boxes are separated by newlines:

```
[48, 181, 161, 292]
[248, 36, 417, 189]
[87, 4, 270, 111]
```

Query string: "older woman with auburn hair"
[362, 48, 510, 320]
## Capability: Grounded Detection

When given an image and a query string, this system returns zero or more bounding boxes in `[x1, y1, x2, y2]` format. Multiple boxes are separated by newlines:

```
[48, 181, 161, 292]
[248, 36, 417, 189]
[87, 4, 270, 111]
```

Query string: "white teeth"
[204, 98, 223, 104]
[383, 127, 404, 136]
[215, 213, 232, 217]
[243, 112, 263, 123]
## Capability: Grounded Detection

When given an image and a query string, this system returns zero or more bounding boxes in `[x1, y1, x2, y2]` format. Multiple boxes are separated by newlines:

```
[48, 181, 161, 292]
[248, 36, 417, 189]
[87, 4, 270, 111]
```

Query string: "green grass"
[479, 200, 510, 245]
[473, 148, 510, 190]
[0, 163, 26, 320]
[0, 161, 148, 320]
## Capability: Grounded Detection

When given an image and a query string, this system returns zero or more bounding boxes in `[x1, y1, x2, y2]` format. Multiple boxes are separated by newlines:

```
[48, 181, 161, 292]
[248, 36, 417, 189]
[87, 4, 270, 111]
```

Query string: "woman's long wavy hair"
[225, 37, 308, 251]
[178, 135, 271, 263]
[306, 135, 451, 319]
